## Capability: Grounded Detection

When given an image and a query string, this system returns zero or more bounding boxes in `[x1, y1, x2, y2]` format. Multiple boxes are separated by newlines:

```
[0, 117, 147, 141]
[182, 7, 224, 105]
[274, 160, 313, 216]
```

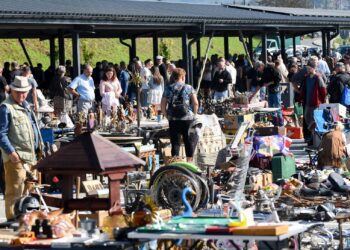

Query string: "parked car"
[336, 45, 350, 56]
[302, 47, 321, 57]
[285, 48, 302, 58]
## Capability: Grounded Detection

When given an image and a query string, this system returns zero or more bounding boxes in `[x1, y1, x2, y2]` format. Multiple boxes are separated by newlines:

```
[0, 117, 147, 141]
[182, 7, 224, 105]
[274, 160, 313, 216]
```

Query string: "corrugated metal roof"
[0, 0, 285, 20]
[231, 4, 350, 18]
[0, 0, 347, 28]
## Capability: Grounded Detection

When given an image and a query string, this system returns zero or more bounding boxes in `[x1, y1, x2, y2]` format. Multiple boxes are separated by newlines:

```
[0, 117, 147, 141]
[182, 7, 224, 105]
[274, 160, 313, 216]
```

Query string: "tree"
[81, 40, 94, 65]
[159, 38, 173, 59]
[256, 0, 313, 8]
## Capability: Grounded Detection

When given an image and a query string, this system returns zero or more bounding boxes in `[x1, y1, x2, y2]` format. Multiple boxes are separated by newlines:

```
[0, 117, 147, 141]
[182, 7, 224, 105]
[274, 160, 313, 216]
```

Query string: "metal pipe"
[131, 37, 137, 60]
[119, 38, 132, 62]
[18, 39, 33, 68]
[72, 31, 80, 78]
[280, 32, 286, 63]
[248, 36, 253, 60]
[224, 33, 229, 59]
[196, 32, 214, 93]
[239, 31, 253, 68]
[293, 36, 296, 57]
[182, 32, 190, 83]
[322, 30, 327, 57]
[58, 31, 65, 65]
[188, 23, 206, 86]
[49, 37, 55, 68]
[188, 36, 201, 86]
[196, 39, 201, 60]
[153, 33, 159, 62]
[261, 33, 267, 64]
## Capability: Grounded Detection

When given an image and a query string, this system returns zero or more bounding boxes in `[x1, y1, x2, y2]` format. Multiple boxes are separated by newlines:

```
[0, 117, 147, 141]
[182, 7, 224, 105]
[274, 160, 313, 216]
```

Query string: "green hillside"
[0, 37, 256, 69]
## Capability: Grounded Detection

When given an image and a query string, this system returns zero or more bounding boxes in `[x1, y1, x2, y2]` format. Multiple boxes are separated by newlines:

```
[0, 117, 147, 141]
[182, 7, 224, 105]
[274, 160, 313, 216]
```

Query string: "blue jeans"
[214, 90, 228, 101]
[141, 89, 149, 107]
[268, 92, 283, 126]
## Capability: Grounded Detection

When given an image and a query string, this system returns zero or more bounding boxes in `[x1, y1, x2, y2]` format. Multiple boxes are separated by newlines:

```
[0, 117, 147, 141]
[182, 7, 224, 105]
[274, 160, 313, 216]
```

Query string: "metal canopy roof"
[231, 4, 350, 18]
[0, 0, 347, 39]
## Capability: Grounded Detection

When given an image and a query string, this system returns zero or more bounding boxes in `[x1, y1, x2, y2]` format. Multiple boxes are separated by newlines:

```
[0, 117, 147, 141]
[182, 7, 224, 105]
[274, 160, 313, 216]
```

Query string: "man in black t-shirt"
[246, 66, 261, 92]
[212, 57, 232, 101]
[250, 61, 283, 126]
[328, 62, 350, 104]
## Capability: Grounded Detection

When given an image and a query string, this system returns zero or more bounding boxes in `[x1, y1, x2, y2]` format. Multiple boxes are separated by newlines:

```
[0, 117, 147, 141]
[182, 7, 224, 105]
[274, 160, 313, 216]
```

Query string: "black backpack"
[170, 85, 189, 118]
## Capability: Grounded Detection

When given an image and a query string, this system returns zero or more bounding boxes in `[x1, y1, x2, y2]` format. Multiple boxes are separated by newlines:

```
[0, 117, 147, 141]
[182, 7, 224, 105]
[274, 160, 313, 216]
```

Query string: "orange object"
[286, 127, 303, 139]
[232, 225, 289, 236]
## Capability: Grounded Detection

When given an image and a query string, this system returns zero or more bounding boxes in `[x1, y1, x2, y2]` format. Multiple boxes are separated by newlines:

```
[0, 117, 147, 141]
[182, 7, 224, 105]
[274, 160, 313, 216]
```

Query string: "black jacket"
[212, 68, 232, 92]
[328, 72, 350, 103]
[260, 65, 281, 94]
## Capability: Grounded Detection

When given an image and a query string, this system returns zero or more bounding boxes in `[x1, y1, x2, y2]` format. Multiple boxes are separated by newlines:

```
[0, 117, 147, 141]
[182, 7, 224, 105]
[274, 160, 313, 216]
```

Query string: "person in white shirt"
[68, 65, 95, 114]
[225, 60, 237, 96]
[140, 59, 153, 108]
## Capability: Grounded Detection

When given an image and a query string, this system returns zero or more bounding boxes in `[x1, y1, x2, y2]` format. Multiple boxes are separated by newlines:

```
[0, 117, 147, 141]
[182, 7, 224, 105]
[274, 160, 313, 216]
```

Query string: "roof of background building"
[0, 0, 348, 38]
[232, 4, 350, 18]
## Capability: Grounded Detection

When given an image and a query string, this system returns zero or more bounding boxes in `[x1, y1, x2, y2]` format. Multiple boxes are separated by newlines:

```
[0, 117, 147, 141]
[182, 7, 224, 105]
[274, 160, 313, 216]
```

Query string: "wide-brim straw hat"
[10, 76, 32, 92]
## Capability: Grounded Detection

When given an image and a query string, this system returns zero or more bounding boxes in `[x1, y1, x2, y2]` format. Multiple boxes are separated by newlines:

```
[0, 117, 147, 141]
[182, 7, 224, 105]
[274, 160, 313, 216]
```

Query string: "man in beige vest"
[0, 76, 43, 220]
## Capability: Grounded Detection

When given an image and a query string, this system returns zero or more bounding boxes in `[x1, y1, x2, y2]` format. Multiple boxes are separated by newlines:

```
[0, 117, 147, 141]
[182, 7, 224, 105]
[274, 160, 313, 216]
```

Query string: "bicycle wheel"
[150, 166, 201, 215]
[196, 175, 209, 210]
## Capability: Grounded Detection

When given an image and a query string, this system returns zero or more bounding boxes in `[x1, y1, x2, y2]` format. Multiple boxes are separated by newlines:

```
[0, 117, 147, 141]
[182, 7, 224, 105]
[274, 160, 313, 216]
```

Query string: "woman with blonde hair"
[99, 66, 122, 115]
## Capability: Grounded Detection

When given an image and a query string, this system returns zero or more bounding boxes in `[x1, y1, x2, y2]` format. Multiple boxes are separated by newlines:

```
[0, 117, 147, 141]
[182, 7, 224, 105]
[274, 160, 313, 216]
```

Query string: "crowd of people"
[0, 50, 348, 136]
[1, 48, 350, 220]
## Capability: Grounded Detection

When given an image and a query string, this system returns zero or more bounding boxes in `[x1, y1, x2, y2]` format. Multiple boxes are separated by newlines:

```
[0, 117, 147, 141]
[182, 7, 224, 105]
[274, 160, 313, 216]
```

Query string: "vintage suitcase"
[271, 155, 296, 181]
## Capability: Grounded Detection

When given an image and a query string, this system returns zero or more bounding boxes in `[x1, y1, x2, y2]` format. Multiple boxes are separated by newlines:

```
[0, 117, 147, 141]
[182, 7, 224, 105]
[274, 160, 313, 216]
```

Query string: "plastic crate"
[271, 155, 296, 181]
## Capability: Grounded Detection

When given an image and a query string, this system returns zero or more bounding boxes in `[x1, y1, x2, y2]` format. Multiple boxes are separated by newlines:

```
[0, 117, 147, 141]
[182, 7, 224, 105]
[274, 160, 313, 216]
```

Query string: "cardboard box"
[79, 211, 109, 227]
[251, 174, 264, 191]
[319, 103, 347, 117]
[263, 172, 273, 187]
[286, 127, 303, 139]
[224, 114, 254, 130]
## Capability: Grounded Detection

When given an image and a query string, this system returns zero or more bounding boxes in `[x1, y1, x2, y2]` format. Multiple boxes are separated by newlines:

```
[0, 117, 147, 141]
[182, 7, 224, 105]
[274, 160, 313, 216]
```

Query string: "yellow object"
[101, 214, 130, 239]
[228, 211, 248, 228]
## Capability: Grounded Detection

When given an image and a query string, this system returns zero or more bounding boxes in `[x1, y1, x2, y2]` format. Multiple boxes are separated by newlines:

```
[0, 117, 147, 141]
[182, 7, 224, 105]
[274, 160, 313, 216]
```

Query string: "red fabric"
[299, 74, 327, 107]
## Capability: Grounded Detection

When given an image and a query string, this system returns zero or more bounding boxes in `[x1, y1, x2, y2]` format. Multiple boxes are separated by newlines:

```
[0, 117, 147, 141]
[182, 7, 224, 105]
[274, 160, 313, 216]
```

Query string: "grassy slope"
[0, 37, 257, 69]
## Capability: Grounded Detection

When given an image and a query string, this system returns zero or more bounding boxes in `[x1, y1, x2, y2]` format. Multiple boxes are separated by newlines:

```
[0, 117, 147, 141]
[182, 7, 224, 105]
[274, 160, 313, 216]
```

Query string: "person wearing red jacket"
[299, 60, 327, 143]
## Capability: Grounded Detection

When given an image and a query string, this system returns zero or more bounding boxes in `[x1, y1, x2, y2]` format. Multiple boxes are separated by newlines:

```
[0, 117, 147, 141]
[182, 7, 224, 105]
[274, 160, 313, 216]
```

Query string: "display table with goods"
[6, 95, 350, 250]
[128, 221, 308, 249]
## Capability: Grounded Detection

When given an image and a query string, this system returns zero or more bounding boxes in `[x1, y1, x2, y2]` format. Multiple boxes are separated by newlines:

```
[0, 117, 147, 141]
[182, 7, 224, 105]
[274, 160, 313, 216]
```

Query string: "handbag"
[60, 79, 73, 100]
